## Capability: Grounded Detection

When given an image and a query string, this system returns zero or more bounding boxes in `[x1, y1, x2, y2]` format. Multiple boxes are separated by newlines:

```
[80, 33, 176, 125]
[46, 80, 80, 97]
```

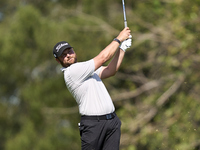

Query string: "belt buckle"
[106, 114, 112, 120]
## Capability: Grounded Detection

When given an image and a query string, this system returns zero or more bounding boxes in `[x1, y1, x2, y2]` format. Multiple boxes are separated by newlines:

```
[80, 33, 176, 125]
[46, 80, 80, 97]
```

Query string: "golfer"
[53, 27, 132, 150]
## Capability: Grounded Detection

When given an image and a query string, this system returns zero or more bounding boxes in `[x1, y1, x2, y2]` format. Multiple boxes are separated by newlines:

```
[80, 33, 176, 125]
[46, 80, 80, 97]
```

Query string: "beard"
[59, 57, 77, 68]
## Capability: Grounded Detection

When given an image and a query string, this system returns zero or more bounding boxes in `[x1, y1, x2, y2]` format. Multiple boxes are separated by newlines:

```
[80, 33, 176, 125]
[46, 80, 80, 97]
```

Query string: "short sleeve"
[66, 59, 95, 84]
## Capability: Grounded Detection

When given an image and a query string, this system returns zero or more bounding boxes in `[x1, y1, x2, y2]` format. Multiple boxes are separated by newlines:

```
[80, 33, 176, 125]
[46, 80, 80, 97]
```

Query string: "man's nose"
[66, 53, 71, 57]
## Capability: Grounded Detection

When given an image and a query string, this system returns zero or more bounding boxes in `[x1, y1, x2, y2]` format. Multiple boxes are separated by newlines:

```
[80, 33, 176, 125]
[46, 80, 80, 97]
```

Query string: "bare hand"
[116, 27, 131, 42]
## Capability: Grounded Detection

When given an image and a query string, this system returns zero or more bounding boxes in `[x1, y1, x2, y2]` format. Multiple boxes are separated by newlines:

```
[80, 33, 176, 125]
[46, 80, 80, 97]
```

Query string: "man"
[53, 27, 132, 150]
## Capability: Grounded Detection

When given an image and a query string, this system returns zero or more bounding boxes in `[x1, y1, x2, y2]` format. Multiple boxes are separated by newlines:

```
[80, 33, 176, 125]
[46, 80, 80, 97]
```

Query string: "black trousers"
[79, 113, 121, 150]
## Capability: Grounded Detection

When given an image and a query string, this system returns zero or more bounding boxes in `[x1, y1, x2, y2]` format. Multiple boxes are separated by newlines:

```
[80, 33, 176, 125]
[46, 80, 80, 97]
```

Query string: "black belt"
[81, 112, 116, 120]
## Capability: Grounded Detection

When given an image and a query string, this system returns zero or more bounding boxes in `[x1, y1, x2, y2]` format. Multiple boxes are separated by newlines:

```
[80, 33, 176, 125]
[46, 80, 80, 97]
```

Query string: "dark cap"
[53, 41, 72, 58]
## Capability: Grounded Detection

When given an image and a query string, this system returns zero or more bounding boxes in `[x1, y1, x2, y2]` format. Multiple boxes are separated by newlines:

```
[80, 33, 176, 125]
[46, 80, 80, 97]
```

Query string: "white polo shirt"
[62, 59, 115, 116]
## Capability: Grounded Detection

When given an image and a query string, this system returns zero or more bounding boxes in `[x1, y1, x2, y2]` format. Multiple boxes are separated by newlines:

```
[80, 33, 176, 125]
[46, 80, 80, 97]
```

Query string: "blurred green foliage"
[0, 0, 200, 150]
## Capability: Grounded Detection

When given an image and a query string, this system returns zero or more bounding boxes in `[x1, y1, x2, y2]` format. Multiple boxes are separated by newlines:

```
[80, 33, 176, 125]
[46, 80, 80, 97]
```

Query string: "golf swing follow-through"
[53, 1, 131, 149]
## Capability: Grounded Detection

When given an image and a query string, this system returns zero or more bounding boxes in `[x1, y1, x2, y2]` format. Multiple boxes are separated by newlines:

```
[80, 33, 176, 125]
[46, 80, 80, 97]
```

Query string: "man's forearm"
[107, 48, 125, 75]
[99, 41, 121, 63]
[93, 40, 121, 70]
[99, 48, 125, 79]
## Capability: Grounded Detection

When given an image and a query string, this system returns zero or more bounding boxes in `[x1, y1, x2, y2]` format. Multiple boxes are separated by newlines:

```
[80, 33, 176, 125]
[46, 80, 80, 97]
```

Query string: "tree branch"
[126, 75, 185, 133]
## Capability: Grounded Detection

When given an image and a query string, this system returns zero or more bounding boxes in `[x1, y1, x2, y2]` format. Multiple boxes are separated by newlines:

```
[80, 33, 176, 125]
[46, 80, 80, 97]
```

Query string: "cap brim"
[56, 45, 72, 57]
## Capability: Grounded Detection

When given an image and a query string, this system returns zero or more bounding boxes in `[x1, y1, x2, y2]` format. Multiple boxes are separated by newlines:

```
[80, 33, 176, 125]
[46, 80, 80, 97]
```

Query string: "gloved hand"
[119, 36, 132, 52]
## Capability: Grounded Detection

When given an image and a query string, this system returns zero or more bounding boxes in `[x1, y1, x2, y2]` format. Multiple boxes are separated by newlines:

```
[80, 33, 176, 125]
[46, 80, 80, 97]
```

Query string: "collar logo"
[56, 43, 68, 52]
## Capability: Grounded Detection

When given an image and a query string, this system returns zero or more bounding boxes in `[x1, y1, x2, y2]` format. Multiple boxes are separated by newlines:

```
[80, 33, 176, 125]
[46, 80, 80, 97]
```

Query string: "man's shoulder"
[62, 59, 95, 76]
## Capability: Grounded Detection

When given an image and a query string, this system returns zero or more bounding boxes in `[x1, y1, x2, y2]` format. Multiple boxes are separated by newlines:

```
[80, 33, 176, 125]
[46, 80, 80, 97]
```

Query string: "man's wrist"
[113, 38, 121, 44]
[120, 47, 126, 52]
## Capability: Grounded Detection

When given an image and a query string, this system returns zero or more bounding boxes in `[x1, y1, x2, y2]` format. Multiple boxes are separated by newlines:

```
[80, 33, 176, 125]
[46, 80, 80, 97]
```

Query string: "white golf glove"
[119, 35, 132, 52]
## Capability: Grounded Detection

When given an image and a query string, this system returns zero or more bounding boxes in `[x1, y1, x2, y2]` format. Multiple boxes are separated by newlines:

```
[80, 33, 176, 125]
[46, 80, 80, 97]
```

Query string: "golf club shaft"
[122, 0, 127, 28]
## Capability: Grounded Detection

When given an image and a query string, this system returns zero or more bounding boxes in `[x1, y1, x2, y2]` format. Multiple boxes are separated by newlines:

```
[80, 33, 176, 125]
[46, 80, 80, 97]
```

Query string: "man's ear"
[56, 58, 61, 64]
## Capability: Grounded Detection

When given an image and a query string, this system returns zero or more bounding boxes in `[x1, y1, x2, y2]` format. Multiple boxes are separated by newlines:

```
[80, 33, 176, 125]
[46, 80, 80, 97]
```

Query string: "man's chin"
[61, 58, 77, 67]
[64, 61, 76, 67]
